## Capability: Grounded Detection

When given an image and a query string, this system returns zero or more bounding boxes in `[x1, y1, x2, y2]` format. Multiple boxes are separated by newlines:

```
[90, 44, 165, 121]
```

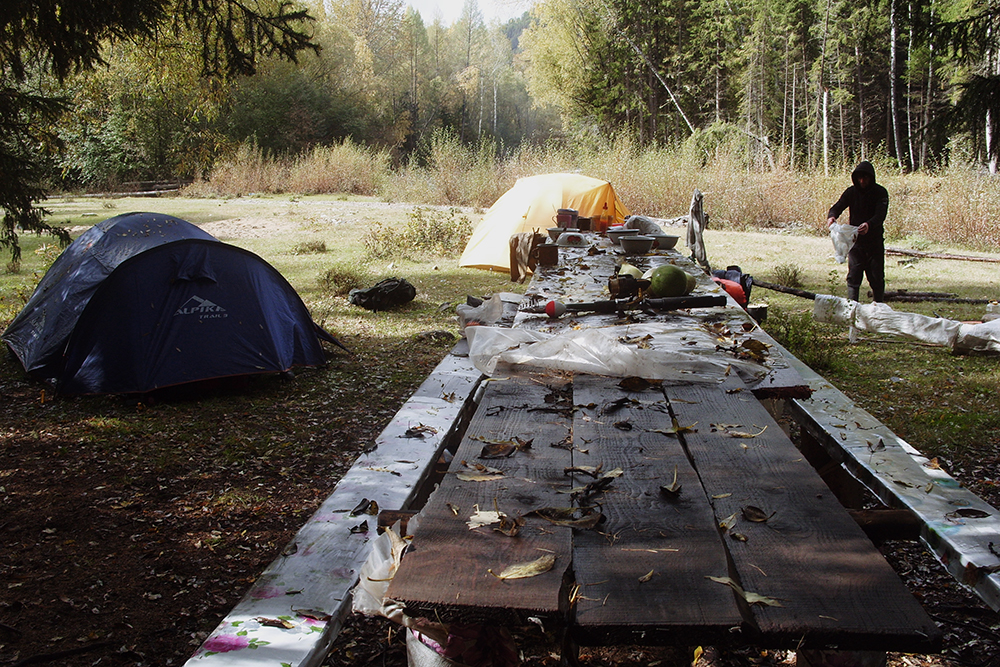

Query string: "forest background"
[4, 0, 1000, 263]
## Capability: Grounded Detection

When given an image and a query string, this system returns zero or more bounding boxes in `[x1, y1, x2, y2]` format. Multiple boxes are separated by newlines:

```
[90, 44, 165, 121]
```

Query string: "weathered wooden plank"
[569, 375, 745, 646]
[772, 339, 1000, 612]
[184, 347, 483, 667]
[387, 374, 574, 625]
[667, 377, 941, 653]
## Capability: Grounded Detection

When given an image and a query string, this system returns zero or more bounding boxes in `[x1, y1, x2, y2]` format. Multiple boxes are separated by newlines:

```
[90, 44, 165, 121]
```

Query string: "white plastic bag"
[830, 223, 859, 264]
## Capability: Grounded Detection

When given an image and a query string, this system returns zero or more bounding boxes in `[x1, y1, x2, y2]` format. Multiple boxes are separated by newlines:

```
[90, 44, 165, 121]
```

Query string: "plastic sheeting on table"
[465, 323, 769, 385]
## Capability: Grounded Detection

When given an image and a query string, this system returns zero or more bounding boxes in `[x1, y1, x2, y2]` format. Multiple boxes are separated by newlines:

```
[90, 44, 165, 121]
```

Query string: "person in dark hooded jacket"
[827, 161, 889, 302]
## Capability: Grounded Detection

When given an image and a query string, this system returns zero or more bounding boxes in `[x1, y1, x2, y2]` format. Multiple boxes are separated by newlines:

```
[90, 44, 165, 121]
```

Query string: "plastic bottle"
[599, 202, 610, 235]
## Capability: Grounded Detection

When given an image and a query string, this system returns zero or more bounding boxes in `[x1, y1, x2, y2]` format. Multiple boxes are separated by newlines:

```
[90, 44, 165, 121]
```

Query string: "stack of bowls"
[607, 227, 638, 245]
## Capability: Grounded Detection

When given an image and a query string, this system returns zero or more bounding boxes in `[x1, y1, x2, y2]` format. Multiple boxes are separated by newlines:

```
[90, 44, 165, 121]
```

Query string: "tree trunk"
[890, 0, 908, 171]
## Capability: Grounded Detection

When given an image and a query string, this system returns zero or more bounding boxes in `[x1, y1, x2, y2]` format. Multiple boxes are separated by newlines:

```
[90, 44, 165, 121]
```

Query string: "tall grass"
[194, 137, 1000, 253]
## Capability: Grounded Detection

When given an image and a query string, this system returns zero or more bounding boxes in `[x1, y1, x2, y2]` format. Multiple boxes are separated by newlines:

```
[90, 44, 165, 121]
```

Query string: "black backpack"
[349, 277, 417, 311]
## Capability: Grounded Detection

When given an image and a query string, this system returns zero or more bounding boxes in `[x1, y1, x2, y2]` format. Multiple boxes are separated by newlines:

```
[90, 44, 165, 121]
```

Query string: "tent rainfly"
[3, 212, 337, 395]
[459, 173, 630, 273]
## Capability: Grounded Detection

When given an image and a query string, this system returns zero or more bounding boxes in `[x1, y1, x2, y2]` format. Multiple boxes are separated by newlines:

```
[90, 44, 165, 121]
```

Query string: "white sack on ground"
[854, 302, 962, 347]
[812, 295, 1000, 353]
[464, 325, 767, 384]
[955, 319, 1000, 354]
[814, 294, 857, 325]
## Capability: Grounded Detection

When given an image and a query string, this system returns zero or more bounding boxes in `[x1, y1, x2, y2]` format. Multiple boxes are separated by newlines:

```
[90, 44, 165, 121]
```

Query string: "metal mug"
[532, 243, 558, 266]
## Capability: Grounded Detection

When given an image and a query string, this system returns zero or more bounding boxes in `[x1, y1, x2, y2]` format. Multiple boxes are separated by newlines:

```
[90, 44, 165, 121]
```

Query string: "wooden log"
[886, 247, 1000, 264]
[753, 280, 817, 300]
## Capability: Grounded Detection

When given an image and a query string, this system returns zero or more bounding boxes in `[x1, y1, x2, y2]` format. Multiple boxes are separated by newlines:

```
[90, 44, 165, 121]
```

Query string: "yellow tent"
[459, 173, 630, 273]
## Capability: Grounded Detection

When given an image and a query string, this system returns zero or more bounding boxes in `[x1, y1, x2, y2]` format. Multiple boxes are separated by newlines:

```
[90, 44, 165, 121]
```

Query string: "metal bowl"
[619, 235, 653, 254]
[649, 233, 680, 250]
[607, 227, 639, 245]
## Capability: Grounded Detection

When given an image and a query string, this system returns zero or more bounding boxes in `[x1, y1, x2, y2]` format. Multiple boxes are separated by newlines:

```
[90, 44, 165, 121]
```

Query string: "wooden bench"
[770, 340, 1000, 612]
[184, 345, 483, 666]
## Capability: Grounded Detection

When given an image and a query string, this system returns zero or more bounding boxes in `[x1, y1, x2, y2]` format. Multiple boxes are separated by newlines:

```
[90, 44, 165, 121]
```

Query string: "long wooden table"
[387, 240, 941, 659]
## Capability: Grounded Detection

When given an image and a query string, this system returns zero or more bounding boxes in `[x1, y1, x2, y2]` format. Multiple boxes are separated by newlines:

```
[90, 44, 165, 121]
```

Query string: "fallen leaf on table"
[467, 507, 502, 530]
[479, 442, 516, 458]
[613, 420, 633, 431]
[719, 512, 738, 531]
[659, 466, 681, 498]
[403, 424, 438, 439]
[490, 554, 557, 580]
[639, 570, 655, 583]
[648, 418, 698, 436]
[457, 471, 505, 482]
[256, 616, 296, 629]
[706, 576, 783, 607]
[727, 425, 767, 438]
[293, 608, 332, 622]
[617, 375, 659, 391]
[564, 465, 604, 478]
[527, 507, 604, 529]
[495, 513, 526, 537]
[741, 338, 770, 362]
[742, 506, 775, 523]
[867, 438, 886, 453]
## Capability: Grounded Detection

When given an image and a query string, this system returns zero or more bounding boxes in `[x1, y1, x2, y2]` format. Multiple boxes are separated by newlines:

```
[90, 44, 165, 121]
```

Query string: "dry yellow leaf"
[491, 554, 557, 580]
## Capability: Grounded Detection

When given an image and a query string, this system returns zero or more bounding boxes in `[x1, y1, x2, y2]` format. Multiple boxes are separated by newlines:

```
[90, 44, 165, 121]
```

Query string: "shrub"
[763, 305, 836, 371]
[291, 240, 327, 255]
[317, 262, 371, 296]
[362, 207, 474, 259]
[771, 262, 804, 288]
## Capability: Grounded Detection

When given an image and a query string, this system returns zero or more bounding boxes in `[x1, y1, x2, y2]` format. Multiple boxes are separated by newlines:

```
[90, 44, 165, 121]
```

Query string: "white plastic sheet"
[464, 324, 768, 385]
[830, 223, 859, 264]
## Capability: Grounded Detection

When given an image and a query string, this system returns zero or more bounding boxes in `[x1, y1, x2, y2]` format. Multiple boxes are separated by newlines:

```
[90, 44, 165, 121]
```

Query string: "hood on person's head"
[852, 161, 877, 188]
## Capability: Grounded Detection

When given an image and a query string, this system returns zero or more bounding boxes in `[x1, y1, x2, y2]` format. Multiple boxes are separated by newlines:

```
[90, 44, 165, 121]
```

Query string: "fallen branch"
[753, 280, 816, 300]
[883, 294, 991, 304]
[886, 247, 1000, 264]
[755, 282, 992, 305]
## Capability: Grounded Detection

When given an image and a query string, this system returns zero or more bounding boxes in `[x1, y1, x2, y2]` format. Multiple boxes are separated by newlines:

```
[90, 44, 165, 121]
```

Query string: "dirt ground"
[1, 212, 998, 667]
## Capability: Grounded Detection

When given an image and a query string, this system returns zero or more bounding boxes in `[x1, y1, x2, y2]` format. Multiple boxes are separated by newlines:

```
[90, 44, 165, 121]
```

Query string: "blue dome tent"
[3, 212, 337, 395]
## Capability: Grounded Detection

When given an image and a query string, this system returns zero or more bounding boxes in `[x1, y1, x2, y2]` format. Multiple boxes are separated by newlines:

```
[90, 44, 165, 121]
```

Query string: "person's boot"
[847, 285, 860, 302]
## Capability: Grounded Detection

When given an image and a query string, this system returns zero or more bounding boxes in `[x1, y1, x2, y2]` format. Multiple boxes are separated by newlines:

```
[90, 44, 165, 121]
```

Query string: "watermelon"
[649, 265, 688, 297]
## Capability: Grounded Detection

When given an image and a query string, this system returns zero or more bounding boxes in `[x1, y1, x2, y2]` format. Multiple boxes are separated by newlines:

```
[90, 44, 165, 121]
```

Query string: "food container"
[533, 243, 558, 265]
[556, 232, 587, 247]
[649, 233, 680, 250]
[547, 227, 563, 242]
[619, 235, 653, 254]
[607, 227, 638, 245]
[556, 208, 578, 228]
[747, 303, 768, 322]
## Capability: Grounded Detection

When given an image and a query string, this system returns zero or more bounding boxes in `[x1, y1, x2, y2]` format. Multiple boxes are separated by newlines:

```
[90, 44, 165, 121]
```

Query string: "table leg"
[797, 649, 887, 667]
